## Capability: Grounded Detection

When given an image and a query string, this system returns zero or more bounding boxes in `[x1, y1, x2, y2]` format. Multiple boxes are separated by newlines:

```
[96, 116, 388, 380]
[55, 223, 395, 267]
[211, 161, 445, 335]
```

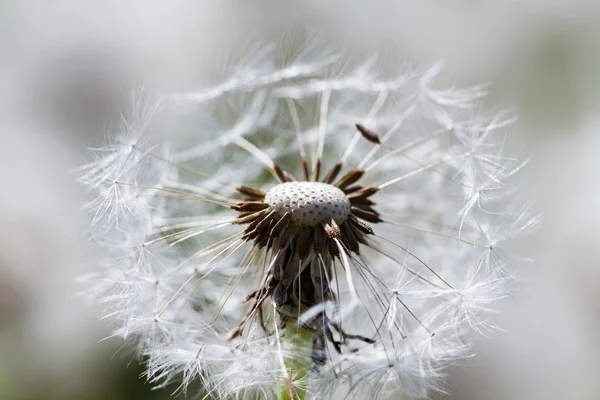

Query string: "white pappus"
[79, 31, 535, 400]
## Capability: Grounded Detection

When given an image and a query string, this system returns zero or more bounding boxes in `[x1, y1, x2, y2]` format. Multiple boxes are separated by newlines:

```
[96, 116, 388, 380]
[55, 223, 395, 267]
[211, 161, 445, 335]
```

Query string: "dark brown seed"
[233, 201, 270, 212]
[347, 185, 379, 199]
[350, 215, 375, 234]
[311, 159, 322, 182]
[349, 197, 375, 207]
[356, 123, 381, 144]
[233, 210, 266, 225]
[273, 163, 289, 183]
[301, 157, 310, 181]
[322, 162, 343, 184]
[348, 221, 368, 244]
[343, 185, 364, 195]
[348, 186, 379, 206]
[357, 204, 379, 214]
[236, 185, 266, 199]
[351, 206, 383, 223]
[336, 169, 365, 190]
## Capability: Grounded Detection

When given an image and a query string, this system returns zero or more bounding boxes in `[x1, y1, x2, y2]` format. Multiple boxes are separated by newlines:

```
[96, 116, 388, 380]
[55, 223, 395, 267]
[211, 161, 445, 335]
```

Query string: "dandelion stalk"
[279, 321, 313, 400]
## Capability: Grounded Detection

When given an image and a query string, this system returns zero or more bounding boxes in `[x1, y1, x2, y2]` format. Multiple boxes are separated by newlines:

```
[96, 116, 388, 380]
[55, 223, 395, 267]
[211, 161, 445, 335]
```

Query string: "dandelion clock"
[79, 30, 535, 400]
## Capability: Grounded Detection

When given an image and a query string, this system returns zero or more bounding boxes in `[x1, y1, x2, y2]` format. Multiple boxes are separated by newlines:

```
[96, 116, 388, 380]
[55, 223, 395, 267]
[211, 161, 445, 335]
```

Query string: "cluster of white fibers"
[79, 31, 535, 400]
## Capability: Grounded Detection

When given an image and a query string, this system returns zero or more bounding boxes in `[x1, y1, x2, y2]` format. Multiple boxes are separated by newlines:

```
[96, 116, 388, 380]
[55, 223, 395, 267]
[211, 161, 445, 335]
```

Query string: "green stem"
[278, 321, 313, 400]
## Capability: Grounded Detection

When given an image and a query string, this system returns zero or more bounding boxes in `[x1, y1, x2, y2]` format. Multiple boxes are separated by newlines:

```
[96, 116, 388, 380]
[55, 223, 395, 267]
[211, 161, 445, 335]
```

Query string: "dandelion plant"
[79, 31, 535, 400]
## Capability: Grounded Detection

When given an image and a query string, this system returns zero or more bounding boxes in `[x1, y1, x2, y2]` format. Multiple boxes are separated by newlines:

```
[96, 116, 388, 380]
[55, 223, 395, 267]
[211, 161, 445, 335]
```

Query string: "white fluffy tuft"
[79, 30, 532, 400]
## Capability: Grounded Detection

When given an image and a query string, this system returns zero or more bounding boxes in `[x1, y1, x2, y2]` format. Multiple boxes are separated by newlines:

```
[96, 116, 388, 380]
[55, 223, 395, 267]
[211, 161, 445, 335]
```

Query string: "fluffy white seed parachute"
[79, 30, 535, 400]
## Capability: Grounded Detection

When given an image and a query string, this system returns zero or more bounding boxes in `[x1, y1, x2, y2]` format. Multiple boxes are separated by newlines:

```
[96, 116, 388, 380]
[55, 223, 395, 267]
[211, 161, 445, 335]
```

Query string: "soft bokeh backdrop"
[1, 1, 599, 399]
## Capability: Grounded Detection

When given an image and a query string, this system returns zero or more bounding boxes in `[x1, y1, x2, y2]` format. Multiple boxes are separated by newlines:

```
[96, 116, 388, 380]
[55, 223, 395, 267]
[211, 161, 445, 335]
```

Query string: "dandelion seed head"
[79, 29, 534, 400]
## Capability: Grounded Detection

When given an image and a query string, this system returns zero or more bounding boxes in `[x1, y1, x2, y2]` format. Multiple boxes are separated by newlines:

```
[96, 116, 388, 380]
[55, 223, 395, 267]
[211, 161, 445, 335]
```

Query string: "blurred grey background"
[1, 1, 599, 399]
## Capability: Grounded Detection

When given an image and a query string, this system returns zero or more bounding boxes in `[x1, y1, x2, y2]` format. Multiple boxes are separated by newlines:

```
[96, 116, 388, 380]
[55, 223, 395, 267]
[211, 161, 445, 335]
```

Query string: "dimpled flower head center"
[265, 181, 351, 227]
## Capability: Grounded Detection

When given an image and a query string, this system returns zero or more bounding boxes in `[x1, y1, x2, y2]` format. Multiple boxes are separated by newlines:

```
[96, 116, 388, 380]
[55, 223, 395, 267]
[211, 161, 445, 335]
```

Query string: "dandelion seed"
[80, 32, 533, 400]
